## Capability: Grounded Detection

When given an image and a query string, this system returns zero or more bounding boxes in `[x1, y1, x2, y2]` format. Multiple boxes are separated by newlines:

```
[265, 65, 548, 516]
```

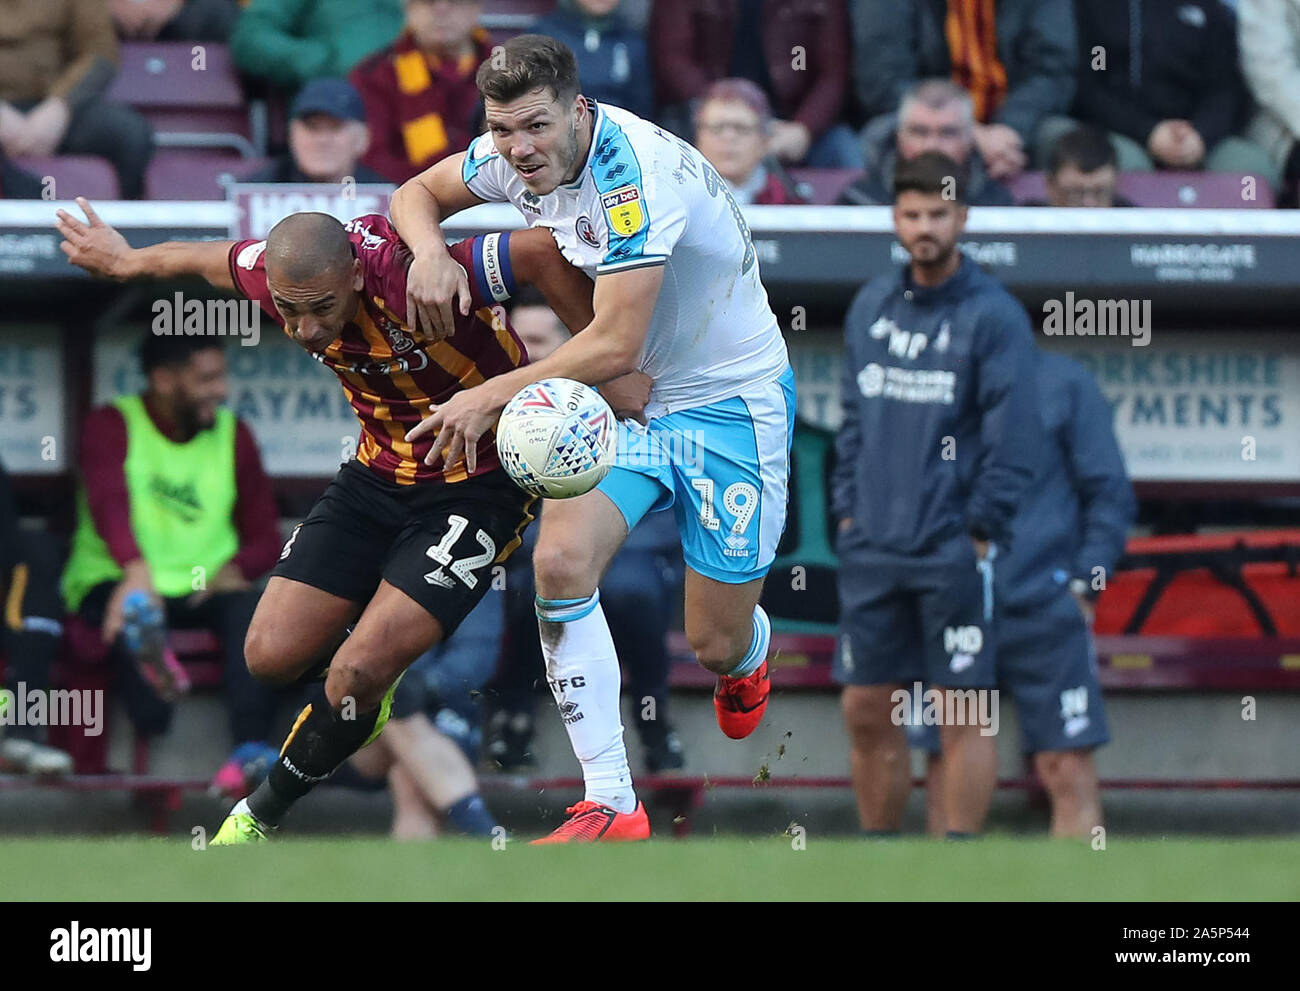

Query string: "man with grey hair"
[840, 79, 1016, 207]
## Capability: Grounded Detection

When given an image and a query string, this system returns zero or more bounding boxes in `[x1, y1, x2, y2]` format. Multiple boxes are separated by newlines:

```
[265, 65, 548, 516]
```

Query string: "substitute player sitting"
[55, 197, 604, 843]
[391, 35, 795, 842]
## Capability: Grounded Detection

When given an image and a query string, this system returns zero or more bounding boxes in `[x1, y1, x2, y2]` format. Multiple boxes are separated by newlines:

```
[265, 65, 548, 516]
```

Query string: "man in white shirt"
[392, 34, 795, 843]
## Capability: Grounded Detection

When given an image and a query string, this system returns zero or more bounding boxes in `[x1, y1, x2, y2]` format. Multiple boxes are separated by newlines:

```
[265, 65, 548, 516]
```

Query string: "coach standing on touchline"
[832, 151, 1042, 838]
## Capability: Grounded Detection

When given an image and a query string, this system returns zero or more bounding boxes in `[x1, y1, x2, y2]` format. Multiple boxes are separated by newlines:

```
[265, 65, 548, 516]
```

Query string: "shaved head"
[264, 212, 364, 353]
[266, 212, 354, 282]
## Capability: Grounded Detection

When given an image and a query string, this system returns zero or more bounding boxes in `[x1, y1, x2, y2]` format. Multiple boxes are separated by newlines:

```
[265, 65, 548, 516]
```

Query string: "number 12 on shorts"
[690, 478, 758, 535]
[424, 514, 496, 589]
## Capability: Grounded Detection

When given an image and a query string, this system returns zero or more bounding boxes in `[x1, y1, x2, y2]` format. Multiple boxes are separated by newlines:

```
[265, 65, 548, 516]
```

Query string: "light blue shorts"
[597, 366, 796, 584]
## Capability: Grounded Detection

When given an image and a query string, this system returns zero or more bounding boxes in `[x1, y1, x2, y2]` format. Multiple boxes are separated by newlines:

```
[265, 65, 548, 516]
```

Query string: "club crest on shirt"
[601, 184, 645, 236]
[374, 310, 417, 354]
[344, 218, 385, 251]
[575, 215, 601, 248]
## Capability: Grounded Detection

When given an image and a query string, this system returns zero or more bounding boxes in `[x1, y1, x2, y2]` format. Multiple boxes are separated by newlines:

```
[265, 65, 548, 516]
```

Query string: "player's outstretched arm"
[56, 197, 236, 291]
[390, 153, 486, 340]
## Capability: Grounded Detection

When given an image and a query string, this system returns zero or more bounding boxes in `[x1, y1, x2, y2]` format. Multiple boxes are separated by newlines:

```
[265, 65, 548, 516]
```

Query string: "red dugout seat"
[1094, 530, 1300, 636]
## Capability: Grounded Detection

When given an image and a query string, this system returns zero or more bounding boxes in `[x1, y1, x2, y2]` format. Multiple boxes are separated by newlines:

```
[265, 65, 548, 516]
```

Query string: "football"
[495, 378, 617, 499]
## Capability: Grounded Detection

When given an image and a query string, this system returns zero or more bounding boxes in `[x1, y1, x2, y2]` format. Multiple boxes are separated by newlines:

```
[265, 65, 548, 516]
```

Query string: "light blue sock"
[724, 604, 771, 678]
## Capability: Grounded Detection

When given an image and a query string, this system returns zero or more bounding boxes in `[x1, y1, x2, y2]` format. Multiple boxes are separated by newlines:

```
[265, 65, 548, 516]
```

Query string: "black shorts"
[834, 535, 997, 689]
[273, 460, 535, 638]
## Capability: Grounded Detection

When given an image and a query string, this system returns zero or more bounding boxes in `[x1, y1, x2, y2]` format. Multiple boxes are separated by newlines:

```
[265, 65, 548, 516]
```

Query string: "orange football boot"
[713, 659, 770, 740]
[530, 800, 650, 844]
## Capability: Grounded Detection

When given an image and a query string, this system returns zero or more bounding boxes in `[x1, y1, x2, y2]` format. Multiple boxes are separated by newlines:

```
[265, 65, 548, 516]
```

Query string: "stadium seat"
[1005, 171, 1047, 204]
[1120, 171, 1275, 208]
[482, 0, 554, 45]
[788, 168, 863, 205]
[11, 156, 120, 200]
[1007, 170, 1275, 208]
[107, 42, 257, 159]
[144, 149, 245, 200]
[482, 0, 554, 28]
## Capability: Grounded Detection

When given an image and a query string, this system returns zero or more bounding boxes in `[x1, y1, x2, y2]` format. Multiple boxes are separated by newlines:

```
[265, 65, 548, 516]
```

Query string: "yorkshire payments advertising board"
[786, 331, 1300, 483]
[94, 324, 362, 476]
[0, 327, 64, 473]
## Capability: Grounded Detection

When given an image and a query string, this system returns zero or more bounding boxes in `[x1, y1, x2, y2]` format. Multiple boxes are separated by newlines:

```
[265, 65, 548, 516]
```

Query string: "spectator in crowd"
[920, 349, 1134, 838]
[0, 459, 74, 775]
[485, 290, 687, 774]
[649, 0, 862, 169]
[693, 79, 807, 205]
[832, 152, 1040, 838]
[59, 334, 285, 788]
[852, 0, 1076, 181]
[0, 0, 154, 199]
[840, 80, 1015, 207]
[533, 0, 654, 122]
[231, 0, 404, 92]
[337, 595, 505, 839]
[241, 79, 388, 184]
[1238, 0, 1300, 205]
[1026, 125, 1133, 207]
[1038, 0, 1278, 188]
[109, 0, 238, 42]
[350, 0, 493, 183]
[0, 152, 45, 199]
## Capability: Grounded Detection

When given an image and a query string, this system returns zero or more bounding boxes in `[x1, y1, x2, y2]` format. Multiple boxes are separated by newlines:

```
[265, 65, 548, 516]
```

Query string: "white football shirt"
[461, 100, 788, 414]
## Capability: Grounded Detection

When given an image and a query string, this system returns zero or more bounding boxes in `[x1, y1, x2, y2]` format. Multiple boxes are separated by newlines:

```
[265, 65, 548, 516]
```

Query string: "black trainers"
[642, 726, 686, 772]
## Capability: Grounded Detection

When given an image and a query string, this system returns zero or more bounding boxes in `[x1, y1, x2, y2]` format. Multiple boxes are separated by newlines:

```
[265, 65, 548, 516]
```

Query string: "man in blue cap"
[245, 78, 389, 185]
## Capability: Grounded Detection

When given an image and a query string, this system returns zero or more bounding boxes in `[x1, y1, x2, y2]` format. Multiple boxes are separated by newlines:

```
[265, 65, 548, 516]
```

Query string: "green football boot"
[362, 671, 405, 748]
[210, 802, 272, 846]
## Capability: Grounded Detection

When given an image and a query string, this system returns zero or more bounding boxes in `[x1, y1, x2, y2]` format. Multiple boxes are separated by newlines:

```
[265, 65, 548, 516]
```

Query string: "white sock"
[724, 604, 771, 678]
[536, 591, 636, 814]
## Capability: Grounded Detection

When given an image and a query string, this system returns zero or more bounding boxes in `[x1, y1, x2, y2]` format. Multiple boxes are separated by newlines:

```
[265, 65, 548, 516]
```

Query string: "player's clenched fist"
[599, 370, 653, 425]
[405, 247, 474, 344]
[55, 197, 134, 280]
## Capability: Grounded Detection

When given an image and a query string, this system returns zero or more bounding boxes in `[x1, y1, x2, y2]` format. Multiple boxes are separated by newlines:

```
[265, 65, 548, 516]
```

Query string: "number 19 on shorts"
[691, 478, 759, 557]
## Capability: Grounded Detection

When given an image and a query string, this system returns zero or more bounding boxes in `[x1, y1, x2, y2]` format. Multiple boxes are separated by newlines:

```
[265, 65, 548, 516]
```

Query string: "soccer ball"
[495, 378, 617, 499]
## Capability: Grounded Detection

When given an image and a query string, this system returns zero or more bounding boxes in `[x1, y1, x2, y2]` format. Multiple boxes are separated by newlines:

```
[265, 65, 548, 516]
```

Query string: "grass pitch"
[3, 836, 1297, 900]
